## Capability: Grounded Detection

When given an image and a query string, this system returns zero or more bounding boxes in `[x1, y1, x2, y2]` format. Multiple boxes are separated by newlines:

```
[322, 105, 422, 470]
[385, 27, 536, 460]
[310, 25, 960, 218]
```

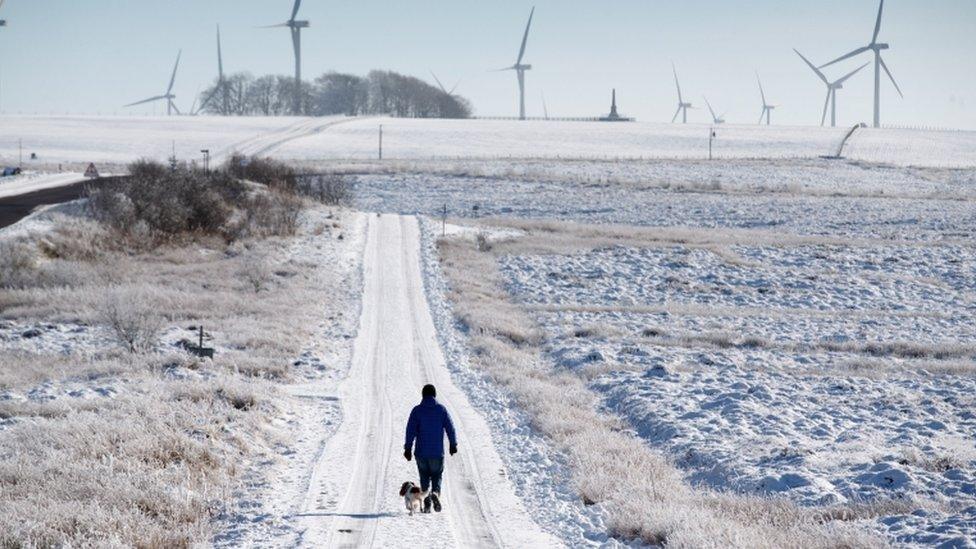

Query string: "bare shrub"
[86, 160, 242, 243]
[296, 173, 352, 205]
[99, 287, 165, 353]
[238, 253, 273, 293]
[37, 219, 116, 261]
[475, 231, 493, 252]
[0, 240, 36, 289]
[244, 190, 303, 237]
[225, 154, 297, 191]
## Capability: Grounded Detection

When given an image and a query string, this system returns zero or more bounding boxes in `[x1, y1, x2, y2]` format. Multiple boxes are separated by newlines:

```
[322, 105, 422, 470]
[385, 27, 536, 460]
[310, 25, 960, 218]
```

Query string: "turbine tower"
[703, 96, 725, 124]
[199, 25, 230, 115]
[795, 49, 868, 127]
[671, 64, 692, 123]
[499, 7, 535, 120]
[263, 0, 309, 115]
[756, 72, 776, 125]
[819, 0, 901, 128]
[124, 50, 182, 116]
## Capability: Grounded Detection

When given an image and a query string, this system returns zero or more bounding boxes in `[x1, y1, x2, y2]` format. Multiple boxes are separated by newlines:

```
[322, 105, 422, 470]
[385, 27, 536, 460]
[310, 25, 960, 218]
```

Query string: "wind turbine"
[124, 50, 182, 116]
[819, 0, 901, 128]
[498, 7, 535, 120]
[671, 64, 693, 123]
[430, 71, 460, 97]
[702, 96, 725, 124]
[795, 49, 869, 127]
[262, 0, 309, 115]
[199, 25, 230, 115]
[756, 72, 776, 125]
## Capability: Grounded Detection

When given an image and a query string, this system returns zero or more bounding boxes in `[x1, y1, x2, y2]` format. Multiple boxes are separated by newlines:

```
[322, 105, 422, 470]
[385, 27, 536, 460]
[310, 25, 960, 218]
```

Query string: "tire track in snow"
[215, 116, 363, 162]
[294, 214, 559, 548]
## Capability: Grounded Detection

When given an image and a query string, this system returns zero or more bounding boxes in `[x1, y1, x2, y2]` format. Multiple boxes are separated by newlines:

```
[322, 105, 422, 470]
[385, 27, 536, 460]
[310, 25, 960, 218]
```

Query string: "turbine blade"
[703, 95, 717, 119]
[492, 66, 517, 72]
[167, 50, 182, 94]
[756, 72, 766, 105]
[672, 63, 683, 103]
[794, 48, 828, 84]
[834, 61, 870, 86]
[759, 108, 766, 125]
[516, 7, 535, 65]
[821, 90, 830, 126]
[672, 106, 681, 123]
[217, 24, 224, 79]
[124, 95, 167, 108]
[258, 22, 290, 28]
[449, 81, 460, 95]
[170, 100, 182, 116]
[430, 71, 448, 94]
[291, 0, 302, 22]
[872, 0, 884, 44]
[199, 86, 220, 112]
[879, 55, 903, 98]
[820, 46, 870, 68]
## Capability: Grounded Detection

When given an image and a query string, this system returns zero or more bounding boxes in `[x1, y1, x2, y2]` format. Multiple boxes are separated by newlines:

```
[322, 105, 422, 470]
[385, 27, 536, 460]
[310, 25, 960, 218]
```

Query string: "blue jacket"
[404, 396, 457, 458]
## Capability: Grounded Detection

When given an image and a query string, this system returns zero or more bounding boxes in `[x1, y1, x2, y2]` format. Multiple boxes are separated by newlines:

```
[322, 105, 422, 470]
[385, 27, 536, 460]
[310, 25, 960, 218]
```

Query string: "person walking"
[403, 384, 457, 513]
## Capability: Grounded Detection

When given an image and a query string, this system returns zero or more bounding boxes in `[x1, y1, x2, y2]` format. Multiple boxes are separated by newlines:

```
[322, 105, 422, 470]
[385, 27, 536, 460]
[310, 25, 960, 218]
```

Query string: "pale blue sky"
[0, 1, 973, 128]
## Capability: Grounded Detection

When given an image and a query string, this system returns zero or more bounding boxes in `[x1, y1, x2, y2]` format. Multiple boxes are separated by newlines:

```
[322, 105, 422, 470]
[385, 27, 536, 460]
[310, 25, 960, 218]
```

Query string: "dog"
[399, 481, 428, 515]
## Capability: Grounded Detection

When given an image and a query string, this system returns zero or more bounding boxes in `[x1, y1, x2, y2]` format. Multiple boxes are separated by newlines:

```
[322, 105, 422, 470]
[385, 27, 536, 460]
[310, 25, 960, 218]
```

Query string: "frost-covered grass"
[0, 204, 355, 546]
[352, 161, 976, 243]
[435, 216, 976, 546]
[435, 235, 885, 547]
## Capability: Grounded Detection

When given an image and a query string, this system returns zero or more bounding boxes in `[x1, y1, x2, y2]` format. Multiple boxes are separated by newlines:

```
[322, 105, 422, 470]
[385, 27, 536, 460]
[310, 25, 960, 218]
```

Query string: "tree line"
[198, 70, 472, 118]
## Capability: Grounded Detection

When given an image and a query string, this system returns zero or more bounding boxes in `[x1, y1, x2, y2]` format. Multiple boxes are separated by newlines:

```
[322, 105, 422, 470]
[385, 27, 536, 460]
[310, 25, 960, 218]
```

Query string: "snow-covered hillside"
[2, 115, 973, 168]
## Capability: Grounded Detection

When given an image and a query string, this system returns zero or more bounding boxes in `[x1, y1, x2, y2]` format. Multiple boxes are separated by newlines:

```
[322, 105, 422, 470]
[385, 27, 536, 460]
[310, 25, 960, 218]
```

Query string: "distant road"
[0, 173, 87, 200]
[0, 177, 113, 230]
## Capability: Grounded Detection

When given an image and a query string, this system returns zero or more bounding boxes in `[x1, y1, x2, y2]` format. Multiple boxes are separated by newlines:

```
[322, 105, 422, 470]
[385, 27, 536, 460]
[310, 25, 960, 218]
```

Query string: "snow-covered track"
[216, 116, 361, 162]
[294, 214, 558, 548]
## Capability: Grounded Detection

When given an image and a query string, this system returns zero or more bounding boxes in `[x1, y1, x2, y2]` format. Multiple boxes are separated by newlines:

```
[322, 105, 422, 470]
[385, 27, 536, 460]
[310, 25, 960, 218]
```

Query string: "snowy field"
[353, 160, 976, 242]
[359, 157, 976, 546]
[498, 240, 976, 546]
[0, 115, 347, 167]
[2, 115, 973, 169]
[277, 118, 976, 168]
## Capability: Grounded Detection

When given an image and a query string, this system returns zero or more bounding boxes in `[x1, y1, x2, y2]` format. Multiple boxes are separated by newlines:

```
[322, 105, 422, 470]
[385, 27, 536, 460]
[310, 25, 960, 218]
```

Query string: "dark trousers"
[416, 457, 444, 494]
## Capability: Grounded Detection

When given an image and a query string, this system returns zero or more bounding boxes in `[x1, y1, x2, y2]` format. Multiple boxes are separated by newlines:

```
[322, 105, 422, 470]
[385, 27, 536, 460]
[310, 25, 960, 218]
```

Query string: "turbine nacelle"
[290, 20, 310, 29]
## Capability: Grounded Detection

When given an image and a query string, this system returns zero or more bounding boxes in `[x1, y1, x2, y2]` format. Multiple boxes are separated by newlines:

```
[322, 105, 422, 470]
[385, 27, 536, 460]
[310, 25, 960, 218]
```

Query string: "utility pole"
[378, 124, 383, 160]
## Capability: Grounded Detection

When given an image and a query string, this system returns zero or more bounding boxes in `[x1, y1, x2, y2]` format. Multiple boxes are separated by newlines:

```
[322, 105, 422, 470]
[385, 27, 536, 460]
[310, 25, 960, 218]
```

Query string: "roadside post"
[378, 124, 383, 160]
[708, 127, 717, 160]
[200, 149, 210, 173]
